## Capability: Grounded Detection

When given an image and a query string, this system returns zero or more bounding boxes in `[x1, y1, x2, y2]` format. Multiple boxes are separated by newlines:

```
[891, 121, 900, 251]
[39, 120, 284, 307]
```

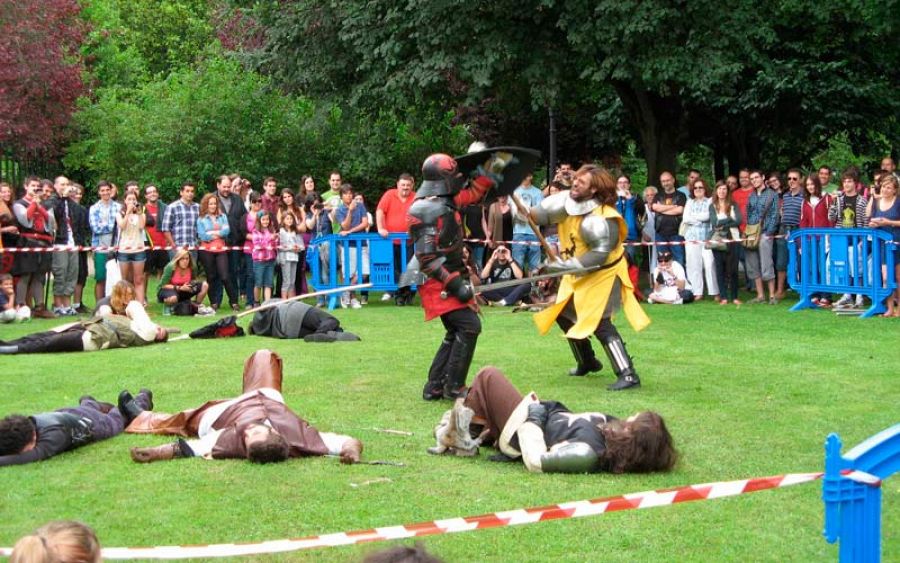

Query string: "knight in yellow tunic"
[529, 166, 649, 390]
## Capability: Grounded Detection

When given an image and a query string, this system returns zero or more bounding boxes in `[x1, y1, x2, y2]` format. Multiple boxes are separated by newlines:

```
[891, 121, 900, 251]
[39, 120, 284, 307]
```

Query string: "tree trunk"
[612, 82, 680, 186]
[713, 141, 726, 180]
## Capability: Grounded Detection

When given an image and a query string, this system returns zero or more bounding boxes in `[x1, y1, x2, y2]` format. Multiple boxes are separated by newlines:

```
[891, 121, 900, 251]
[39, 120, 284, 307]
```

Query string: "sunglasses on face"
[658, 257, 672, 263]
[788, 177, 800, 181]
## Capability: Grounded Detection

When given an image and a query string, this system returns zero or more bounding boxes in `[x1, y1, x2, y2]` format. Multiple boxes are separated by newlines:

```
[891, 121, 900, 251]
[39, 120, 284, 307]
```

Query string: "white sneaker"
[834, 294, 853, 308]
[381, 293, 393, 302]
[340, 292, 350, 309]
[53, 307, 67, 316]
[350, 298, 362, 309]
[196, 305, 215, 316]
[854, 295, 865, 308]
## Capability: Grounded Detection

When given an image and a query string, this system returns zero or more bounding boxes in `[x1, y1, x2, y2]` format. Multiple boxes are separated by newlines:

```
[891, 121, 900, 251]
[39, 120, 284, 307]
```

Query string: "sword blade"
[474, 267, 597, 295]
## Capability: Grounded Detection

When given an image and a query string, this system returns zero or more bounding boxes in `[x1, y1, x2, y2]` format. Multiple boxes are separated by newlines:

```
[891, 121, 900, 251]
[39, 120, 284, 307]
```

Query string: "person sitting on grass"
[127, 350, 363, 465]
[0, 273, 30, 323]
[647, 250, 692, 304]
[478, 245, 529, 306]
[94, 279, 135, 316]
[11, 521, 101, 563]
[0, 300, 168, 354]
[157, 249, 212, 316]
[428, 366, 677, 474]
[0, 389, 152, 466]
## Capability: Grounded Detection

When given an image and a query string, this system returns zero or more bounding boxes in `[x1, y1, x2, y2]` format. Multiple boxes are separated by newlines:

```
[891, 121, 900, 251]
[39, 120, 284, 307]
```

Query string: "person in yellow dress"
[529, 165, 650, 390]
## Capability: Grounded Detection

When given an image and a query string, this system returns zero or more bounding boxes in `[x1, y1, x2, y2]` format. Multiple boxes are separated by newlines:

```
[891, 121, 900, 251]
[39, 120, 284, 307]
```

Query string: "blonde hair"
[11, 521, 101, 563]
[109, 280, 135, 314]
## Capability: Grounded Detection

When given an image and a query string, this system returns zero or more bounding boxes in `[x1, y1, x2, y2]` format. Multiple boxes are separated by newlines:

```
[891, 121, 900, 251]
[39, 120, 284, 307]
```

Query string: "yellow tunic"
[533, 205, 650, 339]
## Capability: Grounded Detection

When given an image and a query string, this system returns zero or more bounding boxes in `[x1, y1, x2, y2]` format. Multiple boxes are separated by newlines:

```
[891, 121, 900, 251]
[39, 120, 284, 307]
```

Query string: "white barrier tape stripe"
[840, 469, 882, 486]
[0, 472, 823, 559]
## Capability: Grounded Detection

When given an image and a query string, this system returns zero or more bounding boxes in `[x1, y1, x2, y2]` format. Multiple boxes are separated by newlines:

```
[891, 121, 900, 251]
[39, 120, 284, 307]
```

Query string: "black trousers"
[199, 250, 237, 307]
[300, 307, 340, 336]
[2, 328, 86, 353]
[436, 307, 481, 387]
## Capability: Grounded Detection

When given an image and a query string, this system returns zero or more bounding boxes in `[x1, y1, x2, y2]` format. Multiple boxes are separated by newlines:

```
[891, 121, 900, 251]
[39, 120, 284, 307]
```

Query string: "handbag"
[742, 192, 774, 250]
[706, 231, 727, 251]
[678, 220, 689, 237]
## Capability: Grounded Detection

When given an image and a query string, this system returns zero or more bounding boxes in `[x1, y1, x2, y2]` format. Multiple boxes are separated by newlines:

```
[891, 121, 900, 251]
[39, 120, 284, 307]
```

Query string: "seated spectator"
[94, 280, 135, 317]
[479, 245, 528, 306]
[127, 350, 364, 465]
[0, 301, 168, 354]
[249, 298, 360, 342]
[429, 366, 677, 474]
[10, 521, 101, 563]
[0, 273, 29, 323]
[157, 250, 211, 316]
[0, 389, 151, 467]
[647, 250, 692, 304]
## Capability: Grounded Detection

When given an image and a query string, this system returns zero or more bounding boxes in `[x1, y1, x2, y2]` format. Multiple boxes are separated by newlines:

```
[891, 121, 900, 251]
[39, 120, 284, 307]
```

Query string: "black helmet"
[416, 153, 465, 198]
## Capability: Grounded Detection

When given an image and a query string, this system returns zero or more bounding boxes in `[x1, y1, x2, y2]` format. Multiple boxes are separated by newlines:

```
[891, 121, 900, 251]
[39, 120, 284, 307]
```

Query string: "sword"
[440, 266, 599, 299]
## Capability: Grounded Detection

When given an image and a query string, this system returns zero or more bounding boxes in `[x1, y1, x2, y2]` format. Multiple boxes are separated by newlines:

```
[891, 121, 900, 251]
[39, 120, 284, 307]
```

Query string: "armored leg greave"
[423, 337, 454, 400]
[596, 319, 640, 391]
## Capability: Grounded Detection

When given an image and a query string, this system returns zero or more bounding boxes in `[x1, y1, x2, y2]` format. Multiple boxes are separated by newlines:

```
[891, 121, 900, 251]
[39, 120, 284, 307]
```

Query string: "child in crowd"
[0, 273, 29, 322]
[251, 211, 277, 304]
[647, 250, 692, 305]
[241, 193, 261, 309]
[277, 212, 304, 299]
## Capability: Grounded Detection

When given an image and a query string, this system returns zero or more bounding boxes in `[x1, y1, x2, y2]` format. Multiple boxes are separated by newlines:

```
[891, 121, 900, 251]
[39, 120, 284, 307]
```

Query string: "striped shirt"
[780, 191, 803, 228]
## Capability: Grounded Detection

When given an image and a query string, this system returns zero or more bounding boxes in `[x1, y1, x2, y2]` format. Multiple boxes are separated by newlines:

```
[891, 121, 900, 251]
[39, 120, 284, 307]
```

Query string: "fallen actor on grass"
[428, 366, 677, 474]
[127, 350, 363, 464]
[0, 390, 152, 467]
[0, 300, 168, 354]
[248, 298, 360, 342]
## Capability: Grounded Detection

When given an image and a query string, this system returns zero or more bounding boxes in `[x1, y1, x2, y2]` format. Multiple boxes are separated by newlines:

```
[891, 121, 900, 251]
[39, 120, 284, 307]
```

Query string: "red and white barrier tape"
[0, 472, 826, 559]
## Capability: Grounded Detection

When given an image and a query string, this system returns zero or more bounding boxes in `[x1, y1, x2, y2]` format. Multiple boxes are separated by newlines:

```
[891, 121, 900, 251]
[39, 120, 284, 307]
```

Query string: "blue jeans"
[254, 260, 275, 290]
[655, 234, 685, 267]
[512, 233, 541, 273]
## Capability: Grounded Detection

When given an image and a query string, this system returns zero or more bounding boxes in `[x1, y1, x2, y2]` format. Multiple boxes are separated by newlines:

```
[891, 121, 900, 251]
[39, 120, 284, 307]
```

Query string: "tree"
[239, 0, 899, 180]
[0, 0, 86, 157]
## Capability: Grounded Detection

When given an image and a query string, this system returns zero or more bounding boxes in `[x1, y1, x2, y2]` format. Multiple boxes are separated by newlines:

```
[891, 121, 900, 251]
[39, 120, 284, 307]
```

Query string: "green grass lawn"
[0, 283, 898, 562]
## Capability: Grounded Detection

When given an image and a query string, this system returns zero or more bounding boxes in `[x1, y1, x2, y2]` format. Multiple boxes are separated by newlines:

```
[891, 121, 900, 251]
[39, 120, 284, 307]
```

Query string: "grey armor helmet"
[416, 153, 466, 198]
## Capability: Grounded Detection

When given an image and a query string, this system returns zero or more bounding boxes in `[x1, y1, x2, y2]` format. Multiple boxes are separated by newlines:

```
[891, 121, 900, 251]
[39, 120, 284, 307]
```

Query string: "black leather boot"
[600, 335, 641, 391]
[423, 337, 453, 400]
[117, 390, 146, 424]
[567, 338, 602, 376]
[442, 331, 477, 400]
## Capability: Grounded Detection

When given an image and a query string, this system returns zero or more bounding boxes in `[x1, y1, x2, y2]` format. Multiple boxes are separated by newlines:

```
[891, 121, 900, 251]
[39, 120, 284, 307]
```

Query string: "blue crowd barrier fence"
[823, 424, 899, 563]
[787, 228, 897, 318]
[307, 233, 413, 309]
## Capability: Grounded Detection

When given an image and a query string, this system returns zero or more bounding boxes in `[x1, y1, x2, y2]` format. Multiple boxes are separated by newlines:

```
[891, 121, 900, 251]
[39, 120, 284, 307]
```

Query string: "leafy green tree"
[239, 0, 898, 181]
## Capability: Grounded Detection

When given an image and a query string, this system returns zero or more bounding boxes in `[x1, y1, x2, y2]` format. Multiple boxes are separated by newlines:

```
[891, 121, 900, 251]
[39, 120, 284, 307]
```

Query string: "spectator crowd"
[1, 155, 898, 321]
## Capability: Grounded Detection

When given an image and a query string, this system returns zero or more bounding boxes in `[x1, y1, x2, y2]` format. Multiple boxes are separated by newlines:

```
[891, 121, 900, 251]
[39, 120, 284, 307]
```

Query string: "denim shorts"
[117, 251, 147, 263]
[254, 260, 275, 288]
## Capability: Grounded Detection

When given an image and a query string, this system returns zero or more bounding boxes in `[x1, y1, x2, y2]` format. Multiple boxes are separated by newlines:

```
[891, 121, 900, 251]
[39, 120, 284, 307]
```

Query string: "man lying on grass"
[0, 389, 152, 467]
[127, 349, 363, 465]
[428, 366, 677, 474]
[0, 300, 168, 354]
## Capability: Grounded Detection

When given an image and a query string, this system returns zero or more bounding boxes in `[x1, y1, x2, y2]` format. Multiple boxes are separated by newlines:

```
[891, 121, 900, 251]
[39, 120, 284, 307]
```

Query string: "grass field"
[0, 282, 898, 562]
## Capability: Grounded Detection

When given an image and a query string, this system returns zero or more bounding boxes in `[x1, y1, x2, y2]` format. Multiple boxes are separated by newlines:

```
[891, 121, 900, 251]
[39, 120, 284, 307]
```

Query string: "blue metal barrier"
[823, 424, 899, 562]
[307, 233, 412, 309]
[787, 228, 897, 318]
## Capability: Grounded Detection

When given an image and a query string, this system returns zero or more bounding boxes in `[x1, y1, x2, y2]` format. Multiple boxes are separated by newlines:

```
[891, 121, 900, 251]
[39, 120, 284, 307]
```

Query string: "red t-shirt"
[376, 188, 415, 236]
[731, 188, 753, 231]
[145, 203, 166, 247]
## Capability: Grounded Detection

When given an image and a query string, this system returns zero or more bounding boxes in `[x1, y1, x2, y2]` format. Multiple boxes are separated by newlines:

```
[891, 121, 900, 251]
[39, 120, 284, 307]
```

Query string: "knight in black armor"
[406, 148, 511, 400]
[0, 389, 152, 467]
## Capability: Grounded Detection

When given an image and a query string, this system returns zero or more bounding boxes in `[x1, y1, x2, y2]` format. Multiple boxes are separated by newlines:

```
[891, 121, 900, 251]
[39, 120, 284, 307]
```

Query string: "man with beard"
[529, 165, 650, 391]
